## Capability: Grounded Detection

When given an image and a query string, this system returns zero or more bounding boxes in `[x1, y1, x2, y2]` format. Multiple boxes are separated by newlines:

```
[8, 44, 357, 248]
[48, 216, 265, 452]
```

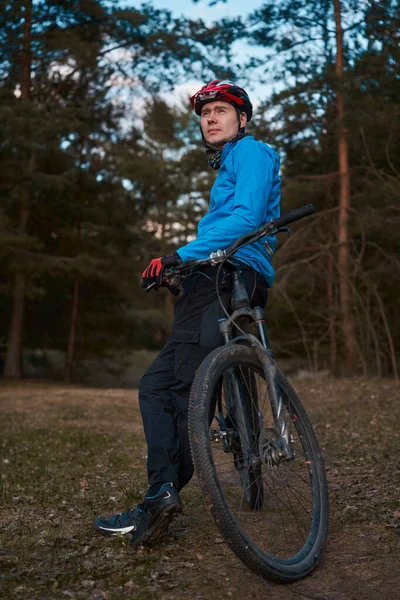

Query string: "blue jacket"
[177, 135, 281, 287]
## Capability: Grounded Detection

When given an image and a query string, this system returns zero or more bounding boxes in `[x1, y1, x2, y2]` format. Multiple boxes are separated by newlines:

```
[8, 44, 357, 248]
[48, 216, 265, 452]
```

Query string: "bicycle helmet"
[190, 79, 253, 122]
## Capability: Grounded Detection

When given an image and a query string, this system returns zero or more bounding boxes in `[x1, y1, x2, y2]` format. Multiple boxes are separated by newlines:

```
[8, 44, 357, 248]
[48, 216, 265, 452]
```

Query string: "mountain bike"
[144, 204, 329, 583]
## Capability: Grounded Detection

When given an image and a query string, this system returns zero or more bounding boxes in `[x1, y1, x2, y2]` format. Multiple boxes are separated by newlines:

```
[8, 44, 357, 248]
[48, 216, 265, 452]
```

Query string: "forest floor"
[1, 376, 399, 600]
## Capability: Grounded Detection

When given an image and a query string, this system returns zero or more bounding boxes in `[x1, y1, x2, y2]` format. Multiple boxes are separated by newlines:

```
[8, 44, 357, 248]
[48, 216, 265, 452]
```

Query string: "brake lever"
[277, 226, 291, 235]
[138, 279, 157, 292]
[266, 225, 291, 237]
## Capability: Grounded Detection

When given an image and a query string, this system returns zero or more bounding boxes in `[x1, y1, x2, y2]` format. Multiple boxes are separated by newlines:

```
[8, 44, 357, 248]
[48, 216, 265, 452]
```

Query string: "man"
[95, 80, 280, 545]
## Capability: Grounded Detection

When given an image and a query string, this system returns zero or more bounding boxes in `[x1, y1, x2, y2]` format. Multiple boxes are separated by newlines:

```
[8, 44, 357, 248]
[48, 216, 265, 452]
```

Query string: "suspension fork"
[251, 307, 294, 461]
[254, 344, 294, 460]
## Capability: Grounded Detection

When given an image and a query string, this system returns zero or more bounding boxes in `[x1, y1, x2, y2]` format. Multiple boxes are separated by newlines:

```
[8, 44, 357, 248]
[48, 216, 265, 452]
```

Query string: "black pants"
[138, 264, 268, 492]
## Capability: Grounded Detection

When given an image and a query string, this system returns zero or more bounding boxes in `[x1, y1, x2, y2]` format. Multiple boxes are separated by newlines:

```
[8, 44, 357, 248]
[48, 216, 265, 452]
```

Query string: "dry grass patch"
[1, 377, 399, 599]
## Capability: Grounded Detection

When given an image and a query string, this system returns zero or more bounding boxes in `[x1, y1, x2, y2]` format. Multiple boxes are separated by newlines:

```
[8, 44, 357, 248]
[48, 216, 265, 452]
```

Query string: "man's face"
[200, 101, 247, 146]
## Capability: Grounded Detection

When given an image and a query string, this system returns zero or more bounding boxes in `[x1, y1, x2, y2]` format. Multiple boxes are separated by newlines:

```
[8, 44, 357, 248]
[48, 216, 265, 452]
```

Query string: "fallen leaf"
[81, 580, 95, 589]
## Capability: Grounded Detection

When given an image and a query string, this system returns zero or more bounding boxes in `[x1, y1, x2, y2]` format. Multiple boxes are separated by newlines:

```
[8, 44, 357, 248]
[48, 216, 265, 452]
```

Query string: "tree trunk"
[4, 195, 32, 378]
[4, 0, 33, 378]
[333, 0, 358, 375]
[4, 273, 26, 378]
[65, 280, 80, 382]
[327, 249, 337, 374]
[65, 192, 83, 382]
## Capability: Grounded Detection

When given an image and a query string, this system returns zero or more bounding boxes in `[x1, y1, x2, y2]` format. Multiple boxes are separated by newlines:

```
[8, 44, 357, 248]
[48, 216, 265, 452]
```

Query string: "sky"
[147, 0, 262, 22]
[121, 0, 270, 107]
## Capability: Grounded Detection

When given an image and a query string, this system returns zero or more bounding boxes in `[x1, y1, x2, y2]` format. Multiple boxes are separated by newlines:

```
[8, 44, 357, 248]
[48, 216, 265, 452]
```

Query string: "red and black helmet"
[190, 79, 253, 122]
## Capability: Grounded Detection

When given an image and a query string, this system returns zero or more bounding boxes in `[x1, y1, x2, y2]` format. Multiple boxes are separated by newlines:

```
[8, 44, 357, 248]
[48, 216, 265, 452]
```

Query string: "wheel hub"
[259, 428, 293, 484]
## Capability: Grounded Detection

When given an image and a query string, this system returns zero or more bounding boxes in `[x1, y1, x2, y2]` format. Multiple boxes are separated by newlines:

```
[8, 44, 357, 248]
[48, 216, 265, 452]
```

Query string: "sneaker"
[94, 482, 182, 545]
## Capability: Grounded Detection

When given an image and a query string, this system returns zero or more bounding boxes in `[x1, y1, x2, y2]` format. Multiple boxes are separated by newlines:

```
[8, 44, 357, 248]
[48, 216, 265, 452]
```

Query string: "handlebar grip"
[139, 277, 179, 296]
[140, 278, 157, 292]
[273, 204, 315, 229]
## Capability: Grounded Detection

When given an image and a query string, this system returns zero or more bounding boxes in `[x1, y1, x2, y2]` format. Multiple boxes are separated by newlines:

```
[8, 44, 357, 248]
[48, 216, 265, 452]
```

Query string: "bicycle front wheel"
[188, 344, 329, 583]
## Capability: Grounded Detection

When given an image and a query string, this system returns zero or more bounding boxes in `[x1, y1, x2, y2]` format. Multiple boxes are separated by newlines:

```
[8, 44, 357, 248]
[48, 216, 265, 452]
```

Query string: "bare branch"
[385, 130, 399, 177]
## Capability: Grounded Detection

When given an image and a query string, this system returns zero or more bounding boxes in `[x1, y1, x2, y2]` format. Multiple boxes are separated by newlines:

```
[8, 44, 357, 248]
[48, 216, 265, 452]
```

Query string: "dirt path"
[1, 378, 399, 599]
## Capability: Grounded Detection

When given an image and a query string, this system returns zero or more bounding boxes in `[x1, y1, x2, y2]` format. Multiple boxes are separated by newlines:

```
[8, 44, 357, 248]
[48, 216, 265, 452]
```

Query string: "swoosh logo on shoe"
[100, 525, 136, 534]
[164, 491, 171, 499]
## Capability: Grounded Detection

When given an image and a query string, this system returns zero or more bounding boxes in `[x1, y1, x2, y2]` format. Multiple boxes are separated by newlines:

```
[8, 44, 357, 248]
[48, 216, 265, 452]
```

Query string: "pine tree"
[0, 0, 238, 379]
[247, 0, 399, 375]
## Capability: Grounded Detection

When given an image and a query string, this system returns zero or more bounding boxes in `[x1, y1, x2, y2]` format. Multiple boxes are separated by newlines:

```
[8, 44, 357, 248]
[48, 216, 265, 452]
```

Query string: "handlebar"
[274, 203, 315, 228]
[225, 203, 315, 255]
[140, 203, 316, 292]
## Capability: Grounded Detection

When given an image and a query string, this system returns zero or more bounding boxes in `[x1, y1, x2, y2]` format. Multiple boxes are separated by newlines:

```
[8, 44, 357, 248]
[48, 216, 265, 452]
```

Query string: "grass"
[1, 377, 400, 599]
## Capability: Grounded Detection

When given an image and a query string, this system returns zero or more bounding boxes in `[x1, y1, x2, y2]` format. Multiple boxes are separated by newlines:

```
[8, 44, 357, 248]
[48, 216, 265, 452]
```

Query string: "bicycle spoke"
[262, 471, 292, 554]
[284, 481, 313, 513]
[282, 484, 309, 542]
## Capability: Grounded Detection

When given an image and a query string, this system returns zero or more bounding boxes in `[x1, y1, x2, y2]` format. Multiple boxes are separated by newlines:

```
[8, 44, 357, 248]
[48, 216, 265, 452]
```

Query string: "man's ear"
[240, 112, 247, 128]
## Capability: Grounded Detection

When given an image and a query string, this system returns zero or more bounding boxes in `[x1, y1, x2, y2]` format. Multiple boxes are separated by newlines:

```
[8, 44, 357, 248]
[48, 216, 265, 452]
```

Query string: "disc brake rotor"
[259, 427, 293, 485]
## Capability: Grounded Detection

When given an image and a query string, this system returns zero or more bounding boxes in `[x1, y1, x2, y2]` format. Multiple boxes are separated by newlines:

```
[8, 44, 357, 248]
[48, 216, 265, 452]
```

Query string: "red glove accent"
[142, 257, 163, 287]
[142, 253, 182, 289]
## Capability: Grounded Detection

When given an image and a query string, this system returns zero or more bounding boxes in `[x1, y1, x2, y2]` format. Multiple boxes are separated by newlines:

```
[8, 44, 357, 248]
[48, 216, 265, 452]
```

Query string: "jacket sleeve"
[177, 142, 277, 261]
